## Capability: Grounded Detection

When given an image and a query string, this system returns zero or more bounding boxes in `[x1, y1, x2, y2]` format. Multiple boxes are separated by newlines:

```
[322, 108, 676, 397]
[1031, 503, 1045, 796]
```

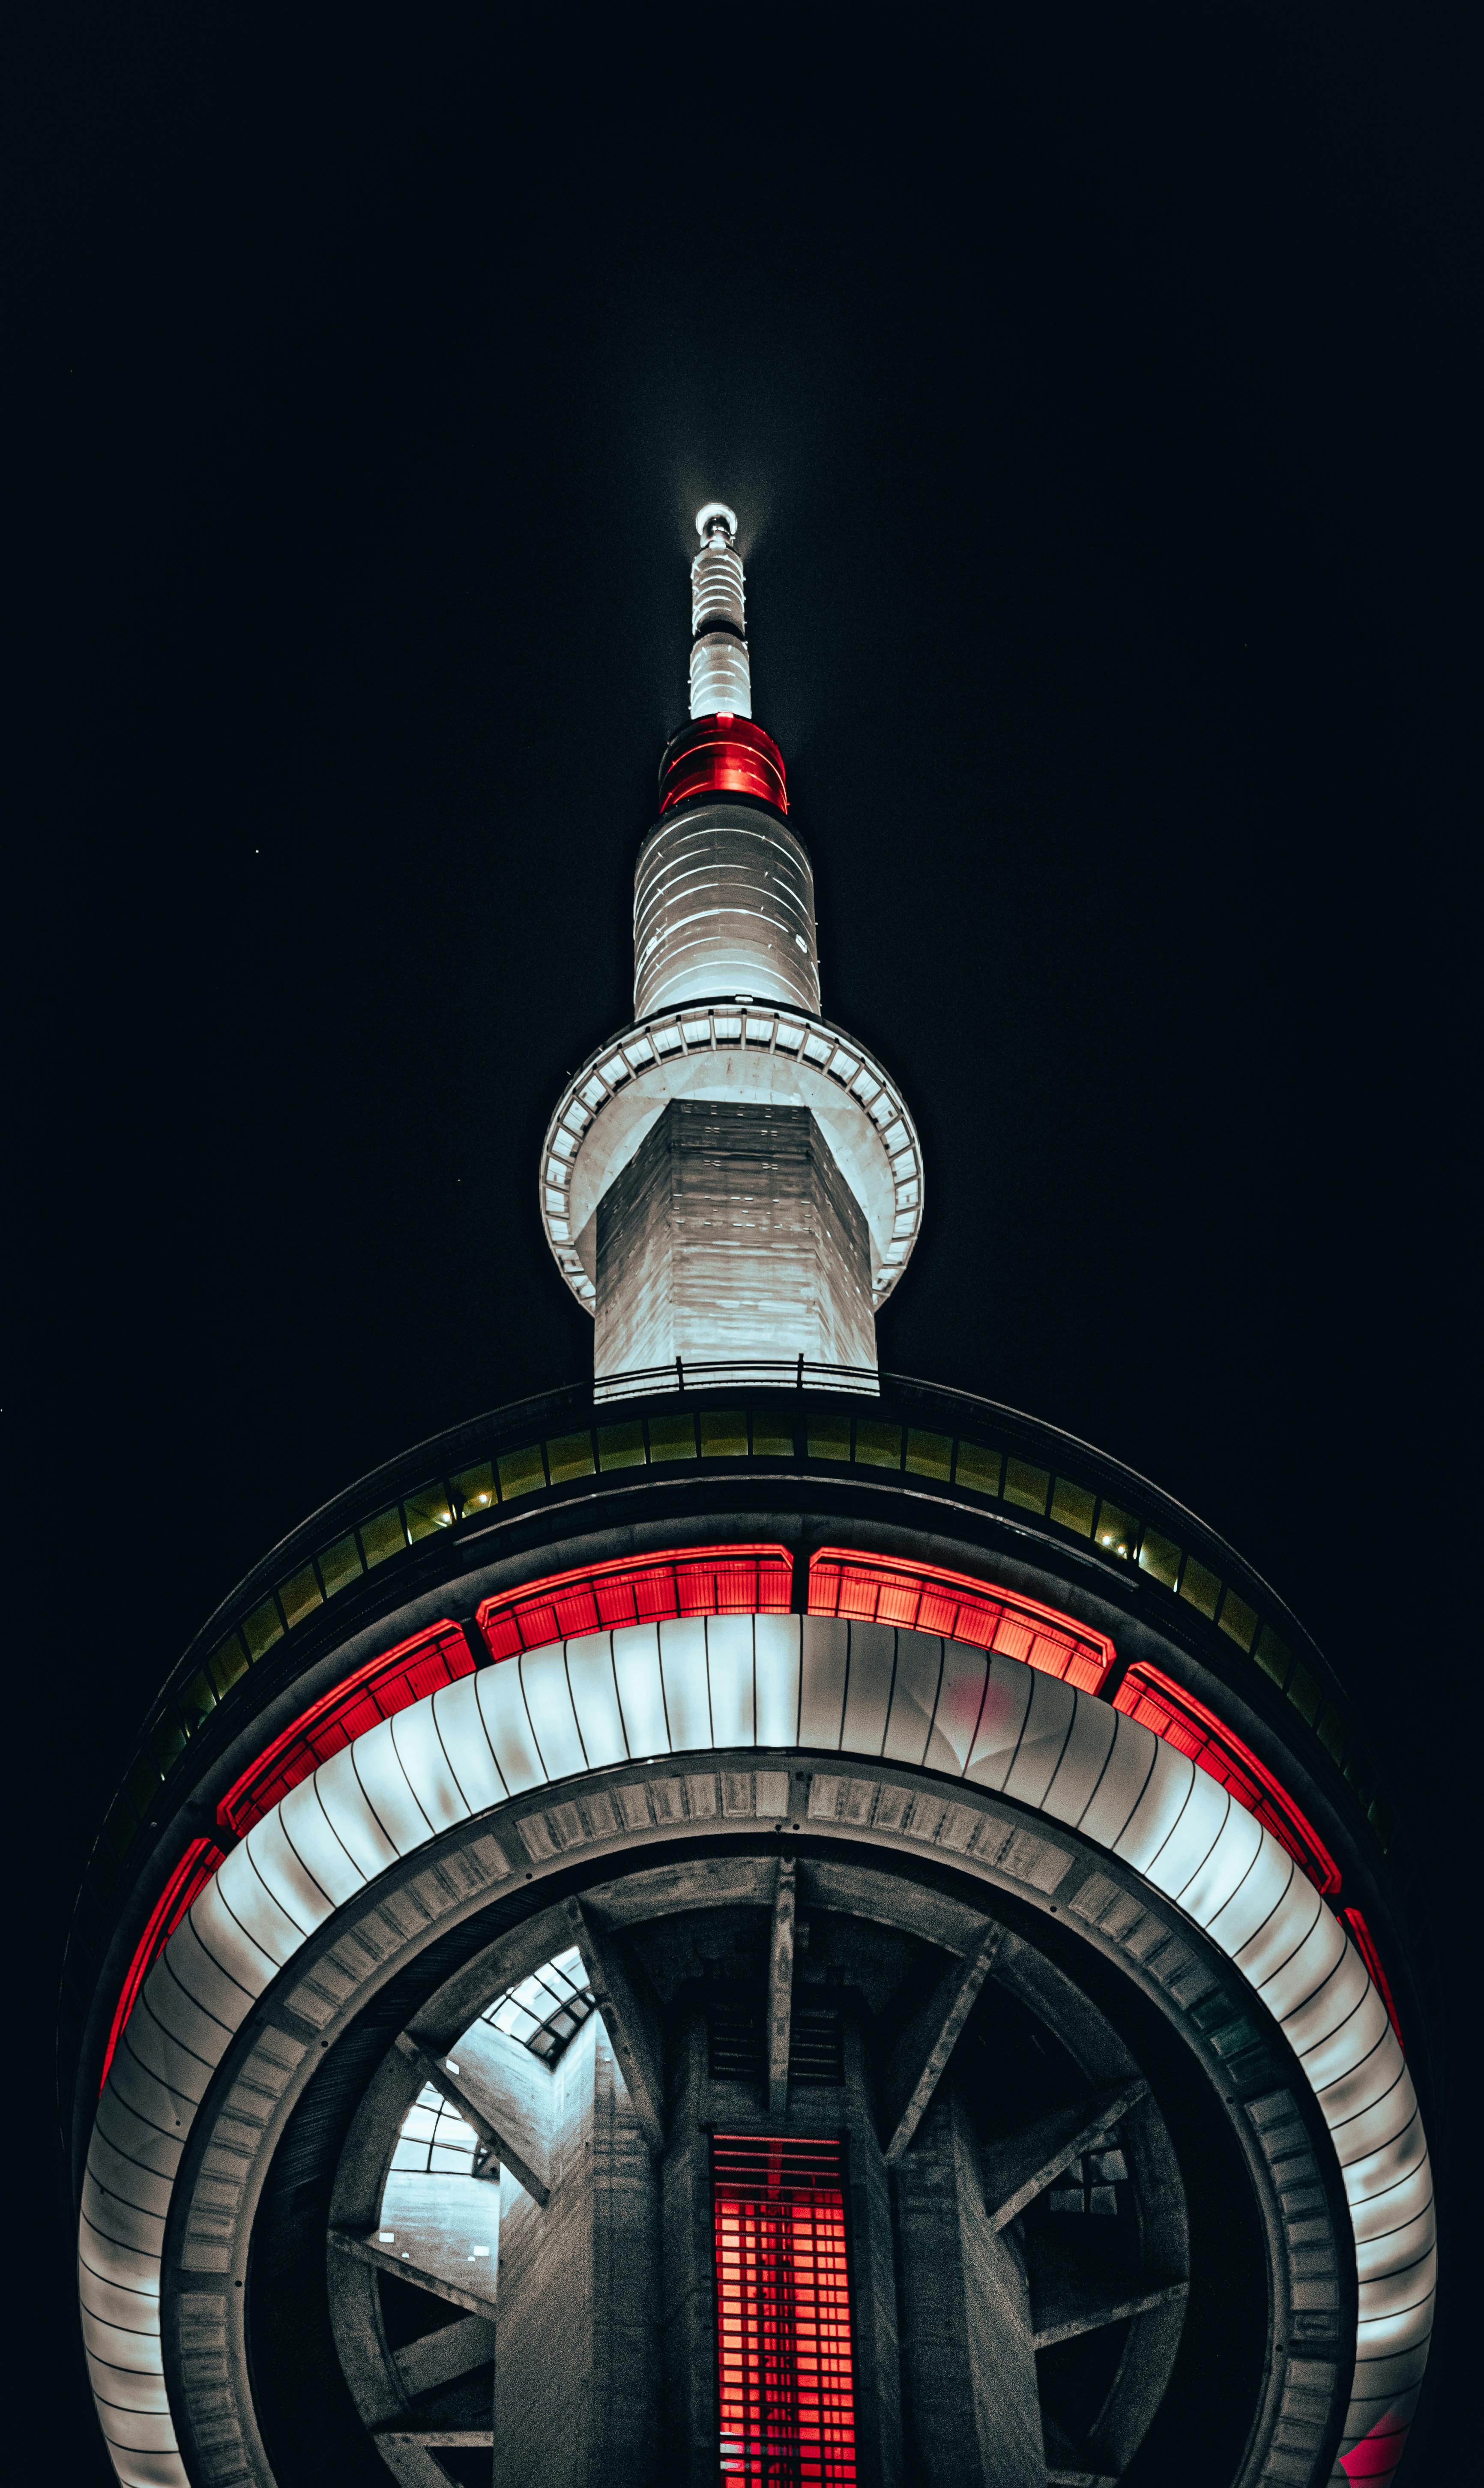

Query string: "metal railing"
[595, 1355, 881, 1401]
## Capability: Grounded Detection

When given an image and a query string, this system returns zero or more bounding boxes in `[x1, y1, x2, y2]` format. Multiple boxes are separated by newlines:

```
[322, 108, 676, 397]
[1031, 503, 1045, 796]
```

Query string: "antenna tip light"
[694, 501, 738, 542]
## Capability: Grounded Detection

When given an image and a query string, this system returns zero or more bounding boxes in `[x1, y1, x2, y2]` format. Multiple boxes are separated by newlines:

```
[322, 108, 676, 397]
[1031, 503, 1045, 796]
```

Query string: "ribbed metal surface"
[690, 630, 752, 719]
[691, 539, 745, 636]
[634, 802, 820, 1016]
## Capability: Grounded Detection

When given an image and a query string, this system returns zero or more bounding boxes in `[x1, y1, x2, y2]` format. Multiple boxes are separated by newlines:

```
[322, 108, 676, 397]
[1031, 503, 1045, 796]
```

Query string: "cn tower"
[63, 508, 1439, 2488]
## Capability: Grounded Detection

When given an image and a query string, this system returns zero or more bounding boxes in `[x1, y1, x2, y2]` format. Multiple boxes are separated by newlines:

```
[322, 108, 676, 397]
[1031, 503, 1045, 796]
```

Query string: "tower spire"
[688, 501, 751, 719]
[537, 503, 925, 1386]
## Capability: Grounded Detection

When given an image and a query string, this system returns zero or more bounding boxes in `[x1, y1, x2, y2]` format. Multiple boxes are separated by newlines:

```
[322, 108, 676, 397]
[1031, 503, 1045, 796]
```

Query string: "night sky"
[22, 24, 1467, 2476]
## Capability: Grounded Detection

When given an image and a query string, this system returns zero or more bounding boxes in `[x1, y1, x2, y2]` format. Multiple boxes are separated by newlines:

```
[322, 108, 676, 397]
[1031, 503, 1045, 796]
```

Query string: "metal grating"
[713, 2134, 857, 2486]
[709, 1996, 766, 2087]
[788, 2006, 844, 2087]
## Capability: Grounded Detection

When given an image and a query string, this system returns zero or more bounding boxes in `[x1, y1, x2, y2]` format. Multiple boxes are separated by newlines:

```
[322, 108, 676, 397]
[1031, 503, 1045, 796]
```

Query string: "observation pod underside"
[539, 1006, 925, 1329]
[70, 1382, 1436, 2488]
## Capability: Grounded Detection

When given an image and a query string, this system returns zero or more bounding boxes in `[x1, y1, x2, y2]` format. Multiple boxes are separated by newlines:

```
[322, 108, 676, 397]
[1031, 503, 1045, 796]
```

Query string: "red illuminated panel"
[216, 1622, 475, 1838]
[1113, 1663, 1342, 1895]
[101, 1836, 224, 2093]
[714, 2135, 856, 2486]
[1342, 1907, 1404, 2049]
[478, 1545, 793, 1661]
[1340, 2409, 1410, 2481]
[660, 714, 789, 816]
[808, 1551, 1114, 1694]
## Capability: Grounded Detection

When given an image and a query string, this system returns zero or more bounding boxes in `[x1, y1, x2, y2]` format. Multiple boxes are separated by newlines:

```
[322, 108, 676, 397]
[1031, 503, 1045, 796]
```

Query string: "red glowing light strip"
[1113, 1662, 1343, 1895]
[808, 1550, 1114, 1694]
[1340, 2409, 1410, 2482]
[659, 715, 789, 816]
[713, 2135, 857, 2486]
[215, 1552, 792, 1843]
[1341, 1907, 1404, 2050]
[216, 1621, 474, 1838]
[477, 1545, 793, 1660]
[100, 1836, 224, 2093]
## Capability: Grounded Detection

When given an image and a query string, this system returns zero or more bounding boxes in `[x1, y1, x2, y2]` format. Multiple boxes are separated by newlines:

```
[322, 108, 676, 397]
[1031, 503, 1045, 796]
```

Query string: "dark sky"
[21, 21, 1469, 2477]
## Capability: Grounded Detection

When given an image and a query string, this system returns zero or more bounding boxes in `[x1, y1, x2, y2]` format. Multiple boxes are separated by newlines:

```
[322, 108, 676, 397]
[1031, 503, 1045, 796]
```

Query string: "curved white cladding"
[80, 1618, 1432, 2488]
[689, 632, 752, 719]
[634, 803, 818, 1018]
[540, 1006, 923, 1308]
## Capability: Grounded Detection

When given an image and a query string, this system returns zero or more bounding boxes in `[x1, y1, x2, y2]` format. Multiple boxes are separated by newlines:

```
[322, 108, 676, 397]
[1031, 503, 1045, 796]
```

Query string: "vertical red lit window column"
[713, 2135, 857, 2486]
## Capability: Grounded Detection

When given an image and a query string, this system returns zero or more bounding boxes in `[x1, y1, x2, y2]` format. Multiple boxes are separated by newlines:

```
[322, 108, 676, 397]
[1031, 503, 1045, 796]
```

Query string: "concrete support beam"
[369, 2434, 467, 2488]
[881, 1928, 1005, 2168]
[493, 2012, 661, 2485]
[660, 2015, 724, 2487]
[1030, 2276, 1187, 2350]
[393, 2313, 496, 2398]
[839, 2015, 905, 2488]
[981, 2081, 1147, 2233]
[330, 2231, 494, 2322]
[562, 1895, 666, 2150]
[766, 1855, 797, 2116]
[394, 2028, 551, 2207]
[894, 2084, 1047, 2487]
[379, 2429, 495, 2449]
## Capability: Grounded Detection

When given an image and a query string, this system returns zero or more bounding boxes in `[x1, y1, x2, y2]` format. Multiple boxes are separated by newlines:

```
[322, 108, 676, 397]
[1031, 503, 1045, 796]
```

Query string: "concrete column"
[659, 2008, 721, 2485]
[491, 2012, 659, 2486]
[894, 2084, 1047, 2488]
[593, 1097, 877, 1377]
[841, 2015, 904, 2488]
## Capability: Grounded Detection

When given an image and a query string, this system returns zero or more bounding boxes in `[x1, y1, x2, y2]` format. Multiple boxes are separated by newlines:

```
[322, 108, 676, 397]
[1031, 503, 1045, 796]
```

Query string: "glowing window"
[452, 1459, 495, 1515]
[714, 2135, 856, 2485]
[952, 1439, 1002, 1495]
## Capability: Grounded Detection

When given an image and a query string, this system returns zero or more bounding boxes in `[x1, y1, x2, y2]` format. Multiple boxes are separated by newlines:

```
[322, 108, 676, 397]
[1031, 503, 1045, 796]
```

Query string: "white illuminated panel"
[691, 531, 745, 636]
[688, 632, 751, 718]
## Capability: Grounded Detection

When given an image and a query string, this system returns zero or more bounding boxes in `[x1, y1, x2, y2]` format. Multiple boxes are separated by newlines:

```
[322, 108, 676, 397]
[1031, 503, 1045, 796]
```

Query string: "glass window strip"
[479, 1944, 595, 2066]
[392, 2082, 481, 2174]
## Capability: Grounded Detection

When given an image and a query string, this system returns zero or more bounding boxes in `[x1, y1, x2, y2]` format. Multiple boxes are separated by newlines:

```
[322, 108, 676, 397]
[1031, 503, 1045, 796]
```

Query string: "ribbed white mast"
[688, 501, 751, 718]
